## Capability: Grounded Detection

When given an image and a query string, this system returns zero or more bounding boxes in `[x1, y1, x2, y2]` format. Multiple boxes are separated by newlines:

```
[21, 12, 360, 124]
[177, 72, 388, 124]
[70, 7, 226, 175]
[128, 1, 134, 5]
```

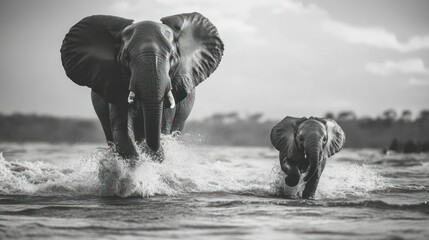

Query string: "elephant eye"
[323, 137, 327, 143]
[298, 137, 304, 143]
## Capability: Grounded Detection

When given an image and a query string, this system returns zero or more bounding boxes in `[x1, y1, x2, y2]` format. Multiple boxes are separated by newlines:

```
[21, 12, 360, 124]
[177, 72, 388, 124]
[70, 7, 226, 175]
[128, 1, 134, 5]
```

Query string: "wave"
[274, 199, 429, 214]
[332, 149, 429, 166]
[383, 185, 428, 193]
[325, 200, 429, 214]
[271, 161, 389, 199]
[0, 138, 390, 199]
[0, 138, 273, 197]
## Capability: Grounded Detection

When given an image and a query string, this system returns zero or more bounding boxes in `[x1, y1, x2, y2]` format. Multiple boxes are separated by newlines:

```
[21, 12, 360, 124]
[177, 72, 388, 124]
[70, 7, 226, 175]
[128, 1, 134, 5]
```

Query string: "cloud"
[408, 78, 429, 86]
[272, 1, 322, 14]
[323, 20, 429, 53]
[365, 59, 429, 76]
[108, 0, 323, 36]
[104, 0, 429, 118]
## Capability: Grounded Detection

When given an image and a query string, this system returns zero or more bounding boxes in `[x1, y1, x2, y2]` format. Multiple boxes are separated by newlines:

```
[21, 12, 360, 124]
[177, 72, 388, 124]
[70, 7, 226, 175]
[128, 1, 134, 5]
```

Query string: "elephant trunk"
[131, 55, 169, 153]
[142, 102, 163, 152]
[303, 143, 320, 182]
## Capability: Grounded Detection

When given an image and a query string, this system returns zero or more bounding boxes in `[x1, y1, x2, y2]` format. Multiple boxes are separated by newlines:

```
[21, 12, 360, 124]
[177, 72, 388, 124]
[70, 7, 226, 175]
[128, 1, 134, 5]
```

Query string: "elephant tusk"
[128, 91, 135, 104]
[167, 91, 175, 108]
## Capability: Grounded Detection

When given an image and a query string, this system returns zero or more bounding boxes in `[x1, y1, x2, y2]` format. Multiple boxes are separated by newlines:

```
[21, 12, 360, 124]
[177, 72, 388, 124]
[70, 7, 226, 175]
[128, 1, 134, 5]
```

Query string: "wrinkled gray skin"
[61, 13, 223, 160]
[91, 21, 193, 158]
[91, 89, 195, 159]
[270, 117, 345, 199]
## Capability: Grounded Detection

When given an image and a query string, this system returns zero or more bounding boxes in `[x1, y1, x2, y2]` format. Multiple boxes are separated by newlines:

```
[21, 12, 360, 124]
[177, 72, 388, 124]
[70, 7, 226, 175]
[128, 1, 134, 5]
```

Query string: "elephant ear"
[161, 12, 224, 103]
[270, 117, 307, 158]
[61, 15, 133, 104]
[317, 118, 346, 157]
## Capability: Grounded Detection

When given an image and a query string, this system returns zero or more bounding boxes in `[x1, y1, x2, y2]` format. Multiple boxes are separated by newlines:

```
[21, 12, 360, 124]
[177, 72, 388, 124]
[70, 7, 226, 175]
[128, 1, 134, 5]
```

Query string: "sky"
[0, 0, 428, 120]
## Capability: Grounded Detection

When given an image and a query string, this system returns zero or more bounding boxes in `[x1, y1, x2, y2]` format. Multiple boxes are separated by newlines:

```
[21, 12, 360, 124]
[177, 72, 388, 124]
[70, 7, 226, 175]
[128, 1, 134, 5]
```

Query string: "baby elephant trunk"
[303, 144, 320, 182]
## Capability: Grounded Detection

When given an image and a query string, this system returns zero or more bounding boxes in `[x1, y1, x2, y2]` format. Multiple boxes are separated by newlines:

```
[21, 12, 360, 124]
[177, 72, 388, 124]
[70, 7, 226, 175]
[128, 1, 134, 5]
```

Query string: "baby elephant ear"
[318, 118, 346, 157]
[61, 15, 133, 104]
[270, 117, 307, 154]
[161, 12, 224, 103]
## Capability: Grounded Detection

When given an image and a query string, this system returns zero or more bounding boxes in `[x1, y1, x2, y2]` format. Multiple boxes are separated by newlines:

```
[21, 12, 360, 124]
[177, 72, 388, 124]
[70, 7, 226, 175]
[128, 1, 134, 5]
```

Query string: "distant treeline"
[0, 113, 104, 143]
[1, 109, 429, 151]
[184, 109, 429, 151]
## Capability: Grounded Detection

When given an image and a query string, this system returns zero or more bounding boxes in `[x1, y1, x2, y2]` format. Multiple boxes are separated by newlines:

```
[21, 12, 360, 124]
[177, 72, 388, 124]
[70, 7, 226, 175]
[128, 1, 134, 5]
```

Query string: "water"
[0, 138, 428, 239]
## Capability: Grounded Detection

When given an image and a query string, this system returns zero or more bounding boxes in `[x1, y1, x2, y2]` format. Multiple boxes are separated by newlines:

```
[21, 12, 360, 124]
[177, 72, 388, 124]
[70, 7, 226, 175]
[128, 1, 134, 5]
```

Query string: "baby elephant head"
[270, 117, 345, 188]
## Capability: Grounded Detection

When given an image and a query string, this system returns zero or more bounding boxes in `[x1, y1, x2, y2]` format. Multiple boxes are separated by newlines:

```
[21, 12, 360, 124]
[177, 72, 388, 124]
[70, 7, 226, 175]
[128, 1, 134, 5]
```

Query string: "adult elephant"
[270, 117, 345, 199]
[61, 13, 224, 158]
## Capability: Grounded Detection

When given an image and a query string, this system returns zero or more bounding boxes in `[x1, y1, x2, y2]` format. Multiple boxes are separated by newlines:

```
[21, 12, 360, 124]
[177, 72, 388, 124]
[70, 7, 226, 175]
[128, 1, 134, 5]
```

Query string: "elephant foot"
[302, 192, 316, 199]
[112, 134, 139, 160]
[285, 173, 300, 187]
[142, 145, 165, 162]
[282, 160, 301, 187]
[117, 175, 135, 197]
[124, 156, 139, 169]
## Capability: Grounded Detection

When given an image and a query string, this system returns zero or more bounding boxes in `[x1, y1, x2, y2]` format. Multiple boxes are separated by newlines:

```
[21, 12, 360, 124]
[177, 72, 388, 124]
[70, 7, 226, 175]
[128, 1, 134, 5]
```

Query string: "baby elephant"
[270, 116, 345, 199]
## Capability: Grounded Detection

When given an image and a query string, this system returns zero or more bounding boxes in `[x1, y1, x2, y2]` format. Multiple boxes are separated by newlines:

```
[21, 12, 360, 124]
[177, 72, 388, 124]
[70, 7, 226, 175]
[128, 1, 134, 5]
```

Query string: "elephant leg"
[109, 103, 138, 158]
[162, 107, 176, 134]
[302, 172, 320, 199]
[91, 91, 113, 145]
[302, 160, 326, 199]
[170, 89, 195, 133]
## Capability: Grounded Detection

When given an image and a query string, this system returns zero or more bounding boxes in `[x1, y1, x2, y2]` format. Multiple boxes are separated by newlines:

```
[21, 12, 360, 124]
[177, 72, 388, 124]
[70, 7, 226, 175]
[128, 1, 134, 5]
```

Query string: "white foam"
[0, 138, 273, 197]
[0, 151, 100, 196]
[0, 140, 388, 199]
[317, 162, 388, 198]
[271, 150, 389, 199]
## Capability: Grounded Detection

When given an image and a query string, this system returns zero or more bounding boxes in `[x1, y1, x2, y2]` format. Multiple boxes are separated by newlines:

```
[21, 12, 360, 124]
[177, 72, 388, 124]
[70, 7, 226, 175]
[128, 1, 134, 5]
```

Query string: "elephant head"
[270, 117, 345, 191]
[61, 13, 224, 152]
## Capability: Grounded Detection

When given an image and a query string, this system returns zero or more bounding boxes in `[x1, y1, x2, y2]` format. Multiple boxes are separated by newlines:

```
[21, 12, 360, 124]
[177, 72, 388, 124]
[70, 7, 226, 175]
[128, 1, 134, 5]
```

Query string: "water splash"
[271, 153, 389, 199]
[0, 138, 273, 197]
[0, 140, 388, 199]
[317, 163, 388, 198]
[0, 151, 100, 196]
